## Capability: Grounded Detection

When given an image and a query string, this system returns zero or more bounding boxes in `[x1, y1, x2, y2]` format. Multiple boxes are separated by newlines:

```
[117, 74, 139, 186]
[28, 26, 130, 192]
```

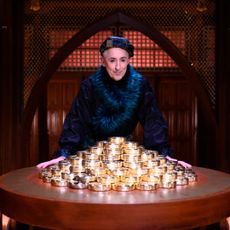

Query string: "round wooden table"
[0, 166, 230, 230]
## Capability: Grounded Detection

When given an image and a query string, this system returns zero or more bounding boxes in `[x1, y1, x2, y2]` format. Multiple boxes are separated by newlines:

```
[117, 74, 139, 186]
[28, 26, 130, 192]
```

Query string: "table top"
[0, 166, 230, 230]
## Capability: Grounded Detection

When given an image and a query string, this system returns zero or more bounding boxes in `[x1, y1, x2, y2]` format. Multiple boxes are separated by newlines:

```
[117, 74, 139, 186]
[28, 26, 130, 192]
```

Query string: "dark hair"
[99, 36, 134, 57]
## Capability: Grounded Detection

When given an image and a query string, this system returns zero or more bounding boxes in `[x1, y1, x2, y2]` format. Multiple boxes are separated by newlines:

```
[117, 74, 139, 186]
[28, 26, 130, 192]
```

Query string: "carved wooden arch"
[22, 11, 217, 159]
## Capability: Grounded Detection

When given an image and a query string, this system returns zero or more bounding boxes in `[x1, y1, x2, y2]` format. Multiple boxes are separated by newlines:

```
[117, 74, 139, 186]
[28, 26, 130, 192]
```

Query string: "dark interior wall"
[0, 0, 230, 174]
[0, 0, 24, 174]
[216, 0, 230, 173]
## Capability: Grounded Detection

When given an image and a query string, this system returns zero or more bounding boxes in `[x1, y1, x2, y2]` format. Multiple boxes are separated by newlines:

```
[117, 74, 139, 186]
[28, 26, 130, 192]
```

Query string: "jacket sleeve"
[55, 79, 95, 157]
[139, 78, 173, 156]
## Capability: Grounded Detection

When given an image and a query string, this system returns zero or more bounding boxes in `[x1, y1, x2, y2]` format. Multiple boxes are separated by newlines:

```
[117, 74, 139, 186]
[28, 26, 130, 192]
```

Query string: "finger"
[36, 162, 50, 169]
[178, 161, 192, 168]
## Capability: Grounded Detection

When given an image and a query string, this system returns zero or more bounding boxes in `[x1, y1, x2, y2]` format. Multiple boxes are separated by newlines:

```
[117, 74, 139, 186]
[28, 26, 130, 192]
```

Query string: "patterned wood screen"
[24, 0, 215, 165]
[24, 0, 216, 108]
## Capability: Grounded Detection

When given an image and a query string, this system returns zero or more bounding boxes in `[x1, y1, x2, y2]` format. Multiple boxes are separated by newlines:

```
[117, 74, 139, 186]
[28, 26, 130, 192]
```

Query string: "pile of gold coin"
[39, 137, 197, 192]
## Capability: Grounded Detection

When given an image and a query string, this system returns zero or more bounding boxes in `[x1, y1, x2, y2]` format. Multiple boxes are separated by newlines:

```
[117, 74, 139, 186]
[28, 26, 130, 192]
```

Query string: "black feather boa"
[90, 65, 143, 138]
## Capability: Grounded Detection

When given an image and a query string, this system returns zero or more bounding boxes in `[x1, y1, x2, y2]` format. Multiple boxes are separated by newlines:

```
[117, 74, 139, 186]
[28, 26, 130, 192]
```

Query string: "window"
[48, 29, 185, 70]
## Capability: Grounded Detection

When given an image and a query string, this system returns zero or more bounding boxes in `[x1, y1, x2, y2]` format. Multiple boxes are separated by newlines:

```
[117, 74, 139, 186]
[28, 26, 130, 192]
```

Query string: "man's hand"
[36, 156, 65, 169]
[166, 156, 192, 169]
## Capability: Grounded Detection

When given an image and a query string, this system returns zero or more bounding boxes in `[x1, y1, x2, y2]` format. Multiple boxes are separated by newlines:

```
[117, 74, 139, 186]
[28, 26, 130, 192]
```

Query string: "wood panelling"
[47, 76, 82, 158]
[158, 77, 197, 165]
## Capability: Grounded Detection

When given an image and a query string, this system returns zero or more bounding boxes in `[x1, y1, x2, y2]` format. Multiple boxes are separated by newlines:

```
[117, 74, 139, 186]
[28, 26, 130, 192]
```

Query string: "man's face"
[101, 47, 130, 81]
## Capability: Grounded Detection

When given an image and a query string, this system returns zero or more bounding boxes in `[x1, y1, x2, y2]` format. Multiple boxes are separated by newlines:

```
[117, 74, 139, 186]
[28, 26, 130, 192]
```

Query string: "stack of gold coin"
[136, 181, 159, 191]
[184, 169, 198, 182]
[59, 160, 71, 174]
[51, 178, 68, 187]
[68, 180, 88, 189]
[160, 172, 177, 189]
[38, 136, 197, 191]
[109, 136, 126, 145]
[112, 182, 135, 192]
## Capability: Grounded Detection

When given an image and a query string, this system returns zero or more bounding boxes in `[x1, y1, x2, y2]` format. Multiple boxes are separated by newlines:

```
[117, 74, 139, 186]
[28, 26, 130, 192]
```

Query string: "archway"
[22, 11, 217, 165]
